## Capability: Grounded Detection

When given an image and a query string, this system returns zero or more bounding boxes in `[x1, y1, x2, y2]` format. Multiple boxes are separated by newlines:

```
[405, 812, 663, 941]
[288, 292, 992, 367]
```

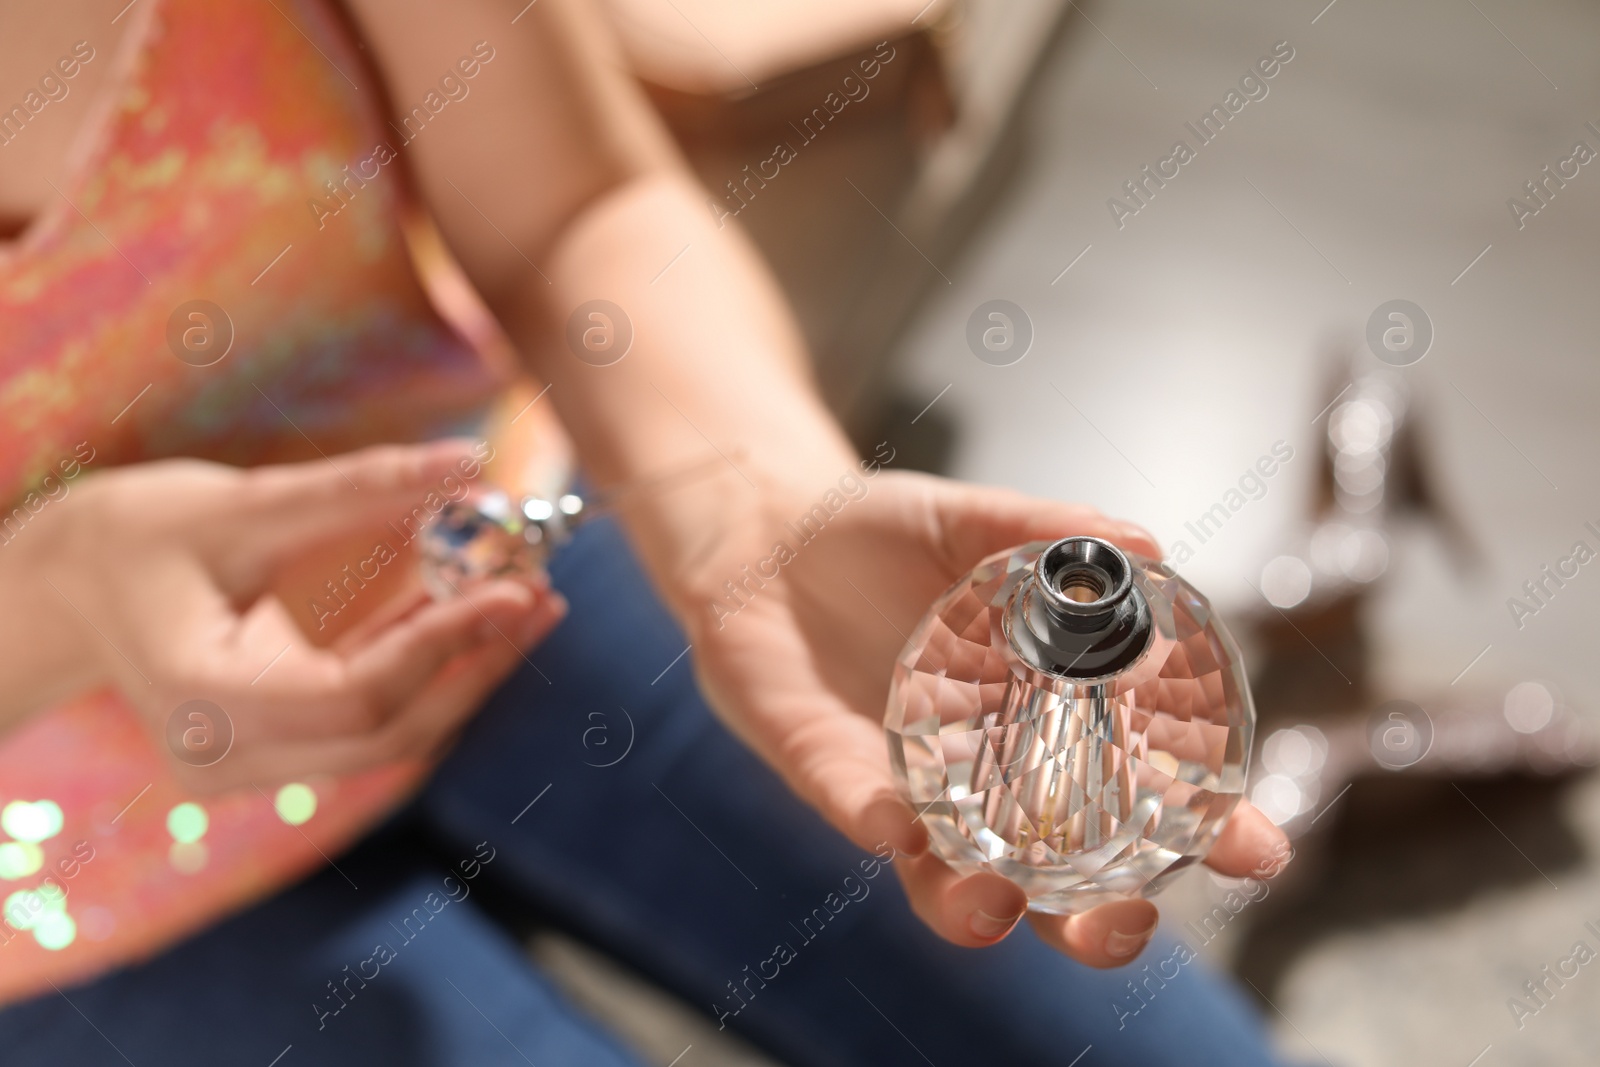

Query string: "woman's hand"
[8, 440, 564, 790]
[675, 467, 1290, 968]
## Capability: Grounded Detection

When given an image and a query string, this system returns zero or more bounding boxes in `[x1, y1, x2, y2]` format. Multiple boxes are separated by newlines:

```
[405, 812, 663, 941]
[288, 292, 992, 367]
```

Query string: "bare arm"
[188, 2, 1293, 964]
[341, 0, 857, 618]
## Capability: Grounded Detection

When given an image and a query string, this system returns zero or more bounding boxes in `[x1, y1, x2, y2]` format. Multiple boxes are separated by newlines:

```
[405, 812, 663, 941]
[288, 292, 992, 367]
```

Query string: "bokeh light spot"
[274, 783, 317, 826]
[1, 800, 64, 844]
[1504, 681, 1555, 734]
[0, 841, 44, 880]
[1261, 555, 1313, 609]
[3, 887, 62, 931]
[166, 802, 208, 844]
[32, 910, 76, 950]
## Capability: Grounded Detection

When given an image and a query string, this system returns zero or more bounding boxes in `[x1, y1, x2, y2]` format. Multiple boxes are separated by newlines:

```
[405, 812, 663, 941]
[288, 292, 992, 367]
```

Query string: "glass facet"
[417, 493, 541, 599]
[885, 539, 1254, 914]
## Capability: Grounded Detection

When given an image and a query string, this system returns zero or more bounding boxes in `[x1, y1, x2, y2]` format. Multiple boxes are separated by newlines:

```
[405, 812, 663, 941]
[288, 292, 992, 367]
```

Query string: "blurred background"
[541, 0, 1600, 1063]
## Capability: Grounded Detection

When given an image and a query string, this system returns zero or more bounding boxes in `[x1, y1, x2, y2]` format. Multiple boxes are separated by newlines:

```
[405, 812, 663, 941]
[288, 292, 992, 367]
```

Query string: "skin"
[0, 0, 1288, 967]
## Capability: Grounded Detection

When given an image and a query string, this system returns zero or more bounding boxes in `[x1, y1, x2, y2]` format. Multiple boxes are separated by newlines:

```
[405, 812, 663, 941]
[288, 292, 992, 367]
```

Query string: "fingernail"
[970, 908, 1024, 941]
[470, 581, 532, 610]
[861, 797, 927, 860]
[516, 595, 566, 647]
[1105, 918, 1158, 959]
[1257, 840, 1294, 878]
[1114, 521, 1157, 547]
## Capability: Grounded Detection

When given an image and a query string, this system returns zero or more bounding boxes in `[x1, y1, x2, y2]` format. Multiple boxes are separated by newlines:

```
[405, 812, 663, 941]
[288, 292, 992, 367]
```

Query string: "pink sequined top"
[0, 0, 548, 1001]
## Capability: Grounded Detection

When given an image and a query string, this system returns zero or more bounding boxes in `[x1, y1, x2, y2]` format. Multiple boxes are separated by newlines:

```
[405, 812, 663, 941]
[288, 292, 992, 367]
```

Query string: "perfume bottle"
[885, 536, 1254, 914]
[417, 453, 732, 599]
[417, 490, 586, 600]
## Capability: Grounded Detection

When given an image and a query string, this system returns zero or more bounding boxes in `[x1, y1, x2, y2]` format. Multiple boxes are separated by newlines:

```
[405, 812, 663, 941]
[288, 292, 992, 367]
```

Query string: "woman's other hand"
[676, 468, 1290, 968]
[8, 440, 564, 790]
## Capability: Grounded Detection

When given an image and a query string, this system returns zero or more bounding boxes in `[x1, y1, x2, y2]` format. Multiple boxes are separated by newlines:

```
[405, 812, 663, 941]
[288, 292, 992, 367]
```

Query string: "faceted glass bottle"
[885, 536, 1254, 914]
[417, 491, 584, 600]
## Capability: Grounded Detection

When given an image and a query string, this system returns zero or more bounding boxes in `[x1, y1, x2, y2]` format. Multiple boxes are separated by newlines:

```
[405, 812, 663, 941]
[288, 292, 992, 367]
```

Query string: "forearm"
[340, 0, 859, 616]
[508, 172, 859, 617]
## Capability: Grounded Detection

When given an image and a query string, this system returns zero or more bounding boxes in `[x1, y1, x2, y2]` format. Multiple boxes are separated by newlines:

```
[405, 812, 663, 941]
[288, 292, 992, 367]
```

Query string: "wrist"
[607, 410, 834, 575]
[0, 486, 110, 724]
[613, 426, 895, 635]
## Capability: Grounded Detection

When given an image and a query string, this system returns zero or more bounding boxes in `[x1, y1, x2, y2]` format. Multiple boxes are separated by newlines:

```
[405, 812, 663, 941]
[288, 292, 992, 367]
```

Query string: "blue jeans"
[0, 518, 1283, 1066]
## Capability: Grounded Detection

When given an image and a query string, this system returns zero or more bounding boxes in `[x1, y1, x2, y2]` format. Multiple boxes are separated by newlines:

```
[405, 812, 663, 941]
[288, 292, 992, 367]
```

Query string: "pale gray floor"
[538, 2, 1600, 1064]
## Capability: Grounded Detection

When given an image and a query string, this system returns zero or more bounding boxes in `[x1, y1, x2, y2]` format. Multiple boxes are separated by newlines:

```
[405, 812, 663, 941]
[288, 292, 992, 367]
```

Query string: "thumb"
[924, 477, 1162, 564]
[771, 700, 928, 859]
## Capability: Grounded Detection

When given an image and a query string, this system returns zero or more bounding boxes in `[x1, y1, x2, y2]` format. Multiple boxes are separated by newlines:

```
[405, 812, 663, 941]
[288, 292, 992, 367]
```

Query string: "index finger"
[230, 439, 490, 554]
